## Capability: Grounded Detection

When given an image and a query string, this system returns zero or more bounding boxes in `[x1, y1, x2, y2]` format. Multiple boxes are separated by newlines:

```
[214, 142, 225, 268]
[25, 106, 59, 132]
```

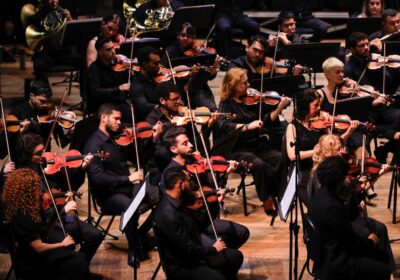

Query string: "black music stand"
[281, 43, 341, 73]
[167, 4, 215, 33]
[118, 38, 162, 58]
[346, 18, 381, 40]
[250, 75, 308, 97]
[384, 41, 400, 55]
[335, 96, 373, 122]
[59, 18, 102, 49]
[170, 54, 216, 67]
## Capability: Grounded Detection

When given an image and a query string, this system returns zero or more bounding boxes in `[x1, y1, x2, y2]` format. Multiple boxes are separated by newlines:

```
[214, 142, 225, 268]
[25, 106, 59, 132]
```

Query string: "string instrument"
[42, 149, 110, 175]
[183, 41, 229, 66]
[354, 84, 395, 105]
[255, 57, 309, 75]
[309, 111, 375, 132]
[348, 155, 399, 176]
[41, 188, 82, 211]
[154, 65, 196, 83]
[379, 29, 400, 41]
[113, 122, 157, 146]
[186, 153, 252, 174]
[171, 106, 236, 126]
[186, 186, 235, 210]
[241, 88, 291, 106]
[111, 54, 140, 72]
[368, 53, 400, 70]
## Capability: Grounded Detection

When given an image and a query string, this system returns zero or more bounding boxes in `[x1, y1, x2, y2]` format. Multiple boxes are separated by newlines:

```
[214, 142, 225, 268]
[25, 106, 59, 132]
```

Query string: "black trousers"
[368, 106, 400, 140]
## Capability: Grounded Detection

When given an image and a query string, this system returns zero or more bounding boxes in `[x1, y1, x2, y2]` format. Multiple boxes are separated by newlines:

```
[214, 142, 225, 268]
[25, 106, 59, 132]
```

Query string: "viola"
[186, 186, 235, 210]
[310, 111, 375, 132]
[113, 122, 156, 146]
[242, 88, 291, 106]
[41, 188, 82, 211]
[111, 54, 140, 72]
[171, 106, 236, 126]
[37, 109, 77, 129]
[368, 53, 400, 70]
[42, 149, 110, 175]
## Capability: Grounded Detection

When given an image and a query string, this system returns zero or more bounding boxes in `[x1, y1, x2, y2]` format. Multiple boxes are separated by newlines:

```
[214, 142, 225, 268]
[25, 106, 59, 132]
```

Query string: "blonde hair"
[360, 0, 384, 18]
[220, 68, 247, 102]
[311, 134, 344, 175]
[322, 57, 344, 75]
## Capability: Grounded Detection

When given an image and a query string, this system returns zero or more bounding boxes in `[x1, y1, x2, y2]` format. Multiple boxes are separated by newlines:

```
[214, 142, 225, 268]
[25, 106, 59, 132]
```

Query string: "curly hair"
[220, 68, 248, 102]
[311, 134, 344, 175]
[2, 168, 42, 224]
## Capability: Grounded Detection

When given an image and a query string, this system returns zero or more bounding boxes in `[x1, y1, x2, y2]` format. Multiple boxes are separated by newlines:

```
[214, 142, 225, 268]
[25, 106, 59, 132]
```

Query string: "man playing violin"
[86, 35, 132, 116]
[153, 166, 244, 280]
[369, 8, 400, 45]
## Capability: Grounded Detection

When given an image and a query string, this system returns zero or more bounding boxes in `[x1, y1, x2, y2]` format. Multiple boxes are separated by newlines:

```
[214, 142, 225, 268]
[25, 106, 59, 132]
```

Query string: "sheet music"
[278, 166, 299, 222]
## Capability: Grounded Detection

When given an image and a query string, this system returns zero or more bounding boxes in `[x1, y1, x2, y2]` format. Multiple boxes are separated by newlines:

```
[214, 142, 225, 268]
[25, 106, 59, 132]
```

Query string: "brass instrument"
[22, 3, 67, 52]
[123, 0, 173, 38]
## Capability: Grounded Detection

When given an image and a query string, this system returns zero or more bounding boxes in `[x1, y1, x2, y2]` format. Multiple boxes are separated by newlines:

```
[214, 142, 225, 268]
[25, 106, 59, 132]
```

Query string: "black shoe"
[367, 193, 378, 200]
[374, 146, 388, 164]
[127, 252, 140, 268]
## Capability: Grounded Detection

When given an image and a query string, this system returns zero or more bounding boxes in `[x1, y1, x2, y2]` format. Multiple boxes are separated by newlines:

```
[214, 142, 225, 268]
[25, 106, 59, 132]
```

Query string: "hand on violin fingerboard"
[81, 154, 94, 169]
[152, 121, 164, 142]
[3, 161, 15, 174]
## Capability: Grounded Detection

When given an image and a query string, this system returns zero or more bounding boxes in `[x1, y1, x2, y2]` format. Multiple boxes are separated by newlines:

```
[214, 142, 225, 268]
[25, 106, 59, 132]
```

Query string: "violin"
[171, 106, 236, 126]
[309, 111, 375, 132]
[111, 54, 140, 72]
[41, 188, 82, 211]
[42, 149, 110, 175]
[242, 88, 291, 106]
[186, 186, 235, 210]
[368, 53, 400, 70]
[186, 153, 251, 174]
[255, 57, 295, 75]
[183, 41, 217, 57]
[113, 122, 156, 146]
[154, 65, 196, 84]
[348, 155, 399, 176]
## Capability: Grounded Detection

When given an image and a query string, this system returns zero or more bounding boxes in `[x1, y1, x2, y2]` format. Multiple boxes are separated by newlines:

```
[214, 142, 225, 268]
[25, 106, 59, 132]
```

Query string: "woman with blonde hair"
[357, 0, 385, 18]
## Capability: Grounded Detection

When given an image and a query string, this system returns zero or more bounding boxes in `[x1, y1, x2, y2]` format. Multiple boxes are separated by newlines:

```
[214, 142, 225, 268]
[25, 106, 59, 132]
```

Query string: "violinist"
[14, 132, 104, 274]
[160, 127, 249, 250]
[369, 8, 400, 45]
[217, 68, 290, 216]
[153, 166, 244, 280]
[86, 35, 132, 116]
[160, 22, 217, 110]
[2, 168, 90, 280]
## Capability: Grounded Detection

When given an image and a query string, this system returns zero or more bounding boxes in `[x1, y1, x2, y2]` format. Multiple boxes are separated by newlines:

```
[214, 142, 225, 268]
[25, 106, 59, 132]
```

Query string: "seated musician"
[308, 134, 395, 272]
[369, 8, 400, 46]
[2, 169, 90, 280]
[310, 156, 392, 280]
[86, 36, 131, 116]
[84, 103, 151, 268]
[160, 22, 218, 110]
[217, 68, 291, 215]
[285, 88, 358, 206]
[357, 0, 385, 18]
[153, 166, 244, 280]
[86, 13, 122, 68]
[14, 132, 103, 275]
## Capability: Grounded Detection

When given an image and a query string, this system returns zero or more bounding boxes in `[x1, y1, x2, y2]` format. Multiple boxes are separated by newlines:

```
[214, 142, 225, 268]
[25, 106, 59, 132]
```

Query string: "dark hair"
[382, 8, 398, 22]
[294, 88, 320, 121]
[347, 32, 368, 48]
[15, 133, 44, 165]
[317, 156, 349, 191]
[30, 80, 52, 98]
[178, 22, 196, 37]
[95, 35, 112, 51]
[103, 13, 121, 25]
[278, 10, 295, 25]
[163, 166, 188, 190]
[137, 46, 159, 66]
[248, 35, 268, 51]
[163, 127, 187, 152]
[156, 81, 179, 102]
[98, 103, 122, 116]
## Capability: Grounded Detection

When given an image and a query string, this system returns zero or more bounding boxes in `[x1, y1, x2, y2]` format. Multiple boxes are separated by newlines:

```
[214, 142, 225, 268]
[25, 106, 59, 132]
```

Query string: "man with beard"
[84, 103, 147, 267]
[153, 166, 244, 280]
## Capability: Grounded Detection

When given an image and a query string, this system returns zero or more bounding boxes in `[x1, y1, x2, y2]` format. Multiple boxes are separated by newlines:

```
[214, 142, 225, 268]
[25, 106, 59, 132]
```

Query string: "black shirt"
[226, 55, 263, 83]
[130, 71, 159, 121]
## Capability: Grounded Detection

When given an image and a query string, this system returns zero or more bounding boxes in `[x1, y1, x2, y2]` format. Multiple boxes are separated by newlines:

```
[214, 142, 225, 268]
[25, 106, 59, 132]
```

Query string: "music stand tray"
[118, 38, 161, 58]
[346, 18, 381, 38]
[383, 41, 400, 55]
[281, 43, 340, 72]
[60, 18, 102, 48]
[250, 75, 308, 98]
[335, 96, 373, 122]
[168, 5, 215, 34]
[170, 54, 216, 67]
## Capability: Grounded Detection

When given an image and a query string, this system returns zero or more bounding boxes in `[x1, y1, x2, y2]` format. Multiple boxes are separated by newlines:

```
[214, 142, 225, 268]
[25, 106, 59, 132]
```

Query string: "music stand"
[383, 41, 400, 55]
[118, 38, 162, 58]
[281, 43, 340, 72]
[335, 96, 373, 122]
[278, 165, 298, 222]
[250, 75, 308, 97]
[59, 18, 102, 48]
[346, 18, 381, 40]
[0, 46, 16, 63]
[167, 5, 215, 34]
[170, 54, 216, 67]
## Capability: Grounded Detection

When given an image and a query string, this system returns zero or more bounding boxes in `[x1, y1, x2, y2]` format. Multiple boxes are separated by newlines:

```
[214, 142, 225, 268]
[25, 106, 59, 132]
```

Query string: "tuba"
[22, 3, 67, 52]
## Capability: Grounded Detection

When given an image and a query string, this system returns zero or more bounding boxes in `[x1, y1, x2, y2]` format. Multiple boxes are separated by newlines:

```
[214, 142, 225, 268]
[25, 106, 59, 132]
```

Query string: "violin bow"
[270, 27, 280, 78]
[382, 42, 387, 97]
[0, 96, 11, 163]
[127, 26, 137, 84]
[330, 87, 339, 134]
[43, 88, 69, 152]
[201, 22, 216, 49]
[130, 103, 142, 174]
[193, 168, 219, 240]
[259, 65, 264, 122]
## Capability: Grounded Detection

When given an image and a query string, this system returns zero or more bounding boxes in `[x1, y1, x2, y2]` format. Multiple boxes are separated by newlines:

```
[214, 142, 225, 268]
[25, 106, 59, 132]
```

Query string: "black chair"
[152, 226, 170, 280]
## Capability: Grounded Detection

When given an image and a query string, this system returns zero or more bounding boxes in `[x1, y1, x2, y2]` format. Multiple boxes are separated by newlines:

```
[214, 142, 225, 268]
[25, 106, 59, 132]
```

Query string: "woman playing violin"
[2, 168, 90, 280]
[217, 68, 291, 216]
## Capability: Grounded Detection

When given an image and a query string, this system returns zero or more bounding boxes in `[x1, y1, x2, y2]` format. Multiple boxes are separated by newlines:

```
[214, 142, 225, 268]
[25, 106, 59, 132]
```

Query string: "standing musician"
[13, 132, 104, 275]
[217, 68, 290, 215]
[84, 103, 152, 268]
[86, 36, 132, 116]
[153, 166, 244, 280]
[2, 169, 90, 280]
[160, 22, 218, 111]
[310, 156, 392, 280]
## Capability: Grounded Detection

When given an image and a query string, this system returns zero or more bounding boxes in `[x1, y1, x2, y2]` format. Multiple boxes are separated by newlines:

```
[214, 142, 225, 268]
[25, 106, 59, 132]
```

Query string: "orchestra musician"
[217, 68, 290, 215]
[153, 166, 244, 280]
[86, 36, 131, 116]
[2, 168, 90, 280]
[357, 0, 385, 18]
[310, 156, 392, 280]
[369, 8, 400, 44]
[160, 22, 218, 110]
